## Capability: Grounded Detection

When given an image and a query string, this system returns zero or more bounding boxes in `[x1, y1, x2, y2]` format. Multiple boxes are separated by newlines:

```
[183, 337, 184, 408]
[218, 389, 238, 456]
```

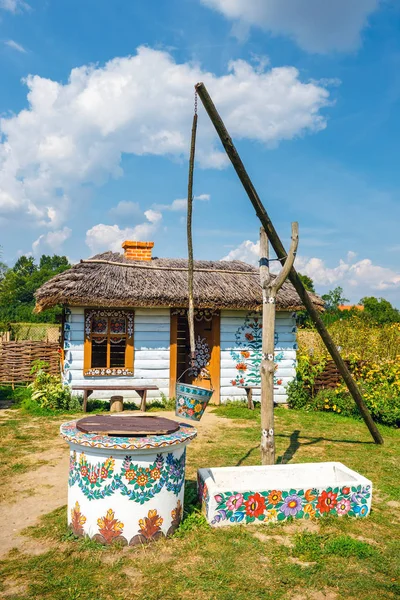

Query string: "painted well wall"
[63, 307, 170, 401]
[220, 310, 297, 404]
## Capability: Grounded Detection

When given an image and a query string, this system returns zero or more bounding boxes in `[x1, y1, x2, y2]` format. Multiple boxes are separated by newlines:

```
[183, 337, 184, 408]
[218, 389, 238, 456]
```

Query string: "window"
[84, 309, 134, 376]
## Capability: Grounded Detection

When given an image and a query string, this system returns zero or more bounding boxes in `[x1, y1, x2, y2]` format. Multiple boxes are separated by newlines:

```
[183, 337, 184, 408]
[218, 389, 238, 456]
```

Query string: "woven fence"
[313, 360, 355, 394]
[0, 341, 61, 384]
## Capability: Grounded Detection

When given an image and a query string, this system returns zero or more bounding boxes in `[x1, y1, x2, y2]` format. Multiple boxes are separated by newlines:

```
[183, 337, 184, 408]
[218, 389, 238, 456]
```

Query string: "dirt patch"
[2, 581, 28, 597]
[289, 556, 317, 567]
[387, 500, 400, 509]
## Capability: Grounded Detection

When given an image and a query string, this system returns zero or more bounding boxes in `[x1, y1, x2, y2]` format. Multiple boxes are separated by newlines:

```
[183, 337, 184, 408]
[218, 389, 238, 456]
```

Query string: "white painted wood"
[219, 310, 296, 405]
[65, 306, 171, 403]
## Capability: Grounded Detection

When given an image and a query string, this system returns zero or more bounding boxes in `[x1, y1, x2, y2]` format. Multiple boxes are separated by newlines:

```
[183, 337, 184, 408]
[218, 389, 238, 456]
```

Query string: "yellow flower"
[304, 503, 316, 518]
[194, 403, 203, 413]
[79, 452, 86, 465]
[104, 457, 115, 471]
[265, 509, 278, 522]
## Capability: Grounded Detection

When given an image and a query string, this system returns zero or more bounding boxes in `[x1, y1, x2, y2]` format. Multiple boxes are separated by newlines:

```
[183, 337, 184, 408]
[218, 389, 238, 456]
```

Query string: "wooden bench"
[72, 385, 159, 413]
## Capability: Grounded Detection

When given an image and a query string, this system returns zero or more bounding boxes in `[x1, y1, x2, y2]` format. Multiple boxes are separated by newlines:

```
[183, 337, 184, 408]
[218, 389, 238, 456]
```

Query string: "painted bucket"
[175, 382, 213, 422]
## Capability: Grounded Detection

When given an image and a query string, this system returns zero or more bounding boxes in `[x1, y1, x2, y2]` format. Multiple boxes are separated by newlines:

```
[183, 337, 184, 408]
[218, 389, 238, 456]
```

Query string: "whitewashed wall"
[63, 307, 170, 402]
[63, 306, 297, 405]
[220, 310, 297, 404]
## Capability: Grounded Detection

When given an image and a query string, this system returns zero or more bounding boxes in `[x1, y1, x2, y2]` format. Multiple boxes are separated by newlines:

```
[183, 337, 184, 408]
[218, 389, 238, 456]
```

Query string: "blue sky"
[1, 0, 400, 305]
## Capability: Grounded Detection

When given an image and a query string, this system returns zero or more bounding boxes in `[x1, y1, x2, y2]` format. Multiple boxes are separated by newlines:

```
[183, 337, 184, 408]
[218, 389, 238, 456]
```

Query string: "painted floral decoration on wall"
[230, 313, 281, 387]
[210, 484, 371, 525]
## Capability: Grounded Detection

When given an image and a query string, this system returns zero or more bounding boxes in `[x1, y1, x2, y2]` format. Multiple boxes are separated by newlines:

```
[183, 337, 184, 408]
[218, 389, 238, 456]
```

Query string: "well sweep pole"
[195, 81, 383, 445]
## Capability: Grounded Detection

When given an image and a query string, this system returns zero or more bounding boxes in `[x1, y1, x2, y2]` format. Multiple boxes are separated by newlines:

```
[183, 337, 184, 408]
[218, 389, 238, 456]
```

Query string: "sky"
[1, 0, 400, 305]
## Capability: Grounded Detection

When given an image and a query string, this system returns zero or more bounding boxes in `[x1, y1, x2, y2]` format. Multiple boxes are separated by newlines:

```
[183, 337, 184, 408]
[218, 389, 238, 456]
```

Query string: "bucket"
[175, 382, 213, 422]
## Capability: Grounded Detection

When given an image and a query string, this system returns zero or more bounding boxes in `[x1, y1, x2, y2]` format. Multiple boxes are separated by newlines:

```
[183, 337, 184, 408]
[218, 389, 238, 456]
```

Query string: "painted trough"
[198, 462, 372, 527]
[61, 415, 196, 544]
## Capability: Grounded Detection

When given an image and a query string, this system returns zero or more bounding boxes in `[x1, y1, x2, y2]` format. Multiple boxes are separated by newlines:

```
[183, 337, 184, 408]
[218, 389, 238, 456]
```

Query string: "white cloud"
[85, 211, 163, 254]
[154, 193, 211, 212]
[201, 0, 383, 53]
[0, 0, 29, 12]
[222, 239, 260, 264]
[109, 201, 141, 218]
[4, 40, 27, 53]
[0, 46, 332, 227]
[32, 227, 72, 255]
[223, 239, 400, 294]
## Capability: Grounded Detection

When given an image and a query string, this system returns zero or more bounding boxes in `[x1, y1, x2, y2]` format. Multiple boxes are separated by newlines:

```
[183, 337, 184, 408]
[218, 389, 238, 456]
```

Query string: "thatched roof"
[35, 252, 324, 313]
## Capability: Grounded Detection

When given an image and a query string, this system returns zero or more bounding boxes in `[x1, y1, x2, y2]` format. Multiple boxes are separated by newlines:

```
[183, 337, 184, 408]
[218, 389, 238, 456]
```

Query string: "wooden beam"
[195, 81, 383, 445]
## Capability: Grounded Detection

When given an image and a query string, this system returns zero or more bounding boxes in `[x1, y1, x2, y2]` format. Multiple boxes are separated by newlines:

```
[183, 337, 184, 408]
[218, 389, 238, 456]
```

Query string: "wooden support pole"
[260, 225, 298, 465]
[195, 81, 383, 445]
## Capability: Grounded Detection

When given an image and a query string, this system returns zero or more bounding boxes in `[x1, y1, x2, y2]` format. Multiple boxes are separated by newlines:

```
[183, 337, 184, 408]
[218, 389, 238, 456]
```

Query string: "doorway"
[170, 309, 220, 403]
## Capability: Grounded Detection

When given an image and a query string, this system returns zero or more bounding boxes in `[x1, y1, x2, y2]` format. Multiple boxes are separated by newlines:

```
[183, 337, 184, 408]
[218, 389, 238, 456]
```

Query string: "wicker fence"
[313, 360, 355, 394]
[0, 341, 61, 384]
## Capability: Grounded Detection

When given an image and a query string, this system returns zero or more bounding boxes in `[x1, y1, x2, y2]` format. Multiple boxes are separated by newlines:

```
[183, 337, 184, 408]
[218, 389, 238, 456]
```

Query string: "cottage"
[35, 240, 323, 405]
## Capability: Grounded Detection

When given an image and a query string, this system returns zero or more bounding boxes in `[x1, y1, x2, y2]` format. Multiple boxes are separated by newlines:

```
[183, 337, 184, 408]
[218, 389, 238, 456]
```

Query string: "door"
[170, 310, 220, 403]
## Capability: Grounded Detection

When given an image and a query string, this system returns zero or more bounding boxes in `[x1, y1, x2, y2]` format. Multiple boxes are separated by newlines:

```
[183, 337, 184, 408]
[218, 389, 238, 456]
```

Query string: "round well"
[60, 415, 197, 545]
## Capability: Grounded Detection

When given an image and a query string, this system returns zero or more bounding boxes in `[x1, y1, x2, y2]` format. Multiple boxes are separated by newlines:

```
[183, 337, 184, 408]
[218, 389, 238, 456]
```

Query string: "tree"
[298, 273, 315, 293]
[360, 296, 400, 325]
[322, 287, 349, 312]
[0, 254, 71, 323]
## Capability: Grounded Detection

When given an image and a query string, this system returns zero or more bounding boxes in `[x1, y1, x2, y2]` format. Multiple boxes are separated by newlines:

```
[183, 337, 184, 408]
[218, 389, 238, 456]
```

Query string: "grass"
[0, 403, 399, 599]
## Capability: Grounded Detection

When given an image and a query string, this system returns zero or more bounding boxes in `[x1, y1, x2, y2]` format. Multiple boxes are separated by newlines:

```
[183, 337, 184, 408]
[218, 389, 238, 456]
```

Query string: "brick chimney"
[122, 241, 154, 261]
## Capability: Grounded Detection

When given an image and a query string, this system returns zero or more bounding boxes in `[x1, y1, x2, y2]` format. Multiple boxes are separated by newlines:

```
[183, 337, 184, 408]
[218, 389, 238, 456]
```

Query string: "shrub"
[28, 361, 81, 412]
[286, 380, 310, 410]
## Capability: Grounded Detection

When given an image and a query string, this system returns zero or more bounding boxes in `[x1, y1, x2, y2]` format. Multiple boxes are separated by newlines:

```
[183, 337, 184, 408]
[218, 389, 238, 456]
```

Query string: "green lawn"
[0, 403, 399, 600]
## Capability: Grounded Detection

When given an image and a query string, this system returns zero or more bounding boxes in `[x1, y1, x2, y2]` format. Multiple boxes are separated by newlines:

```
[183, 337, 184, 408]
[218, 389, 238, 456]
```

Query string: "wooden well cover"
[76, 415, 180, 437]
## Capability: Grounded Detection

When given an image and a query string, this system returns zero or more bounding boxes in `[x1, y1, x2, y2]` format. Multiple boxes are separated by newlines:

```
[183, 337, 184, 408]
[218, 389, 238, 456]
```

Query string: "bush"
[28, 361, 81, 412]
[286, 380, 310, 410]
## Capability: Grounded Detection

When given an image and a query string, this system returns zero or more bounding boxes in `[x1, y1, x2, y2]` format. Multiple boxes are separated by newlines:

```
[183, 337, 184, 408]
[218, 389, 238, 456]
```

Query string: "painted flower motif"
[150, 468, 161, 480]
[226, 493, 244, 511]
[305, 489, 317, 502]
[100, 467, 108, 479]
[304, 503, 316, 518]
[187, 409, 194, 416]
[70, 501, 86, 536]
[104, 457, 115, 471]
[88, 472, 98, 484]
[245, 333, 254, 341]
[239, 378, 245, 385]
[245, 493, 266, 518]
[316, 490, 337, 513]
[281, 494, 302, 517]
[276, 379, 283, 385]
[97, 508, 124, 543]
[341, 486, 351, 496]
[336, 499, 351, 515]
[353, 504, 369, 517]
[241, 351, 250, 359]
[136, 474, 149, 487]
[124, 469, 136, 481]
[231, 380, 237, 386]
[79, 452, 86, 465]
[178, 397, 185, 405]
[236, 363, 247, 371]
[80, 465, 88, 477]
[139, 509, 163, 538]
[268, 490, 282, 505]
[265, 508, 278, 522]
[214, 494, 223, 504]
[194, 404, 203, 413]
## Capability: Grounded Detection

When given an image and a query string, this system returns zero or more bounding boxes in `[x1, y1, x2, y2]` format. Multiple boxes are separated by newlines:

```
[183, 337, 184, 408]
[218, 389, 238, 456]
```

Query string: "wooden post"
[195, 81, 383, 445]
[260, 225, 298, 465]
